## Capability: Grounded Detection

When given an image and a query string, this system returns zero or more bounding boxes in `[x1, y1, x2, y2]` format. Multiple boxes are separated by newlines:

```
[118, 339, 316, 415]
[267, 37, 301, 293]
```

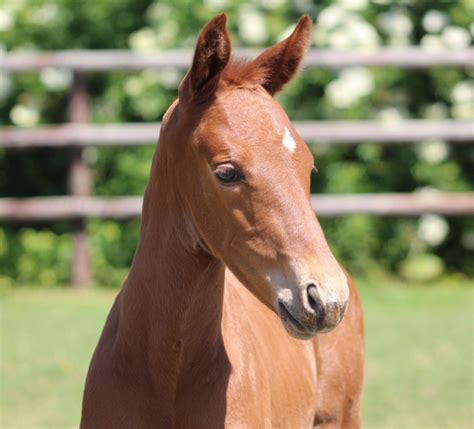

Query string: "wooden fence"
[1, 48, 473, 287]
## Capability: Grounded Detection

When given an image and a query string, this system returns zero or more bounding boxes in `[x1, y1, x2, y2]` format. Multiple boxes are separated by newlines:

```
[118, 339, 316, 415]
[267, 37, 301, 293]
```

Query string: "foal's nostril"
[306, 284, 325, 320]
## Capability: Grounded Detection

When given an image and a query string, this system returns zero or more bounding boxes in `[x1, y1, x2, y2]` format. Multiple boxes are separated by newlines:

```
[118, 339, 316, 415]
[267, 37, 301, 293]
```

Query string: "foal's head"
[160, 14, 348, 339]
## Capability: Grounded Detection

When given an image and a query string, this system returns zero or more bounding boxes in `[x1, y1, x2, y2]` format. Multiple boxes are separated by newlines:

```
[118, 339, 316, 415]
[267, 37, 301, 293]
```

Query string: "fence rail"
[1, 193, 472, 221]
[1, 120, 472, 148]
[1, 48, 473, 72]
[2, 47, 473, 287]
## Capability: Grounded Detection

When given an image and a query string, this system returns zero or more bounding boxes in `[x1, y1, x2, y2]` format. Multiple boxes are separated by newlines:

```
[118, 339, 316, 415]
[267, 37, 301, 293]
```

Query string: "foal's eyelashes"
[214, 163, 246, 186]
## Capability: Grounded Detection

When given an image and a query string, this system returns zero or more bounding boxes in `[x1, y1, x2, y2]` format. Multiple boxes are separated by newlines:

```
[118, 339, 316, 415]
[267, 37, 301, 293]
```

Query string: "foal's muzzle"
[277, 283, 348, 340]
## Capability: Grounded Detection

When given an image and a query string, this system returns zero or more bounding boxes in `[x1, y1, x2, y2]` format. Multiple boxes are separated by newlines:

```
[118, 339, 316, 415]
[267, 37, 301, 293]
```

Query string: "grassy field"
[1, 279, 472, 428]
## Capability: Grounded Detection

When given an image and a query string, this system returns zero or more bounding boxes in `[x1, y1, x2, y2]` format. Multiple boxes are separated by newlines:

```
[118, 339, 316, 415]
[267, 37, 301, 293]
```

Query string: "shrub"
[0, 0, 472, 286]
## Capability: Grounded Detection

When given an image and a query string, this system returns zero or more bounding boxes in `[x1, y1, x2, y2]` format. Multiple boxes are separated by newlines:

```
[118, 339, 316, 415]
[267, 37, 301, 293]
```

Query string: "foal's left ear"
[251, 16, 312, 95]
[179, 14, 231, 102]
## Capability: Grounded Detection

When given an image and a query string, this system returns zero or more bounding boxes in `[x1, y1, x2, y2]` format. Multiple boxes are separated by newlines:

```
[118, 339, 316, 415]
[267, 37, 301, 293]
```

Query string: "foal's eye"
[214, 164, 245, 185]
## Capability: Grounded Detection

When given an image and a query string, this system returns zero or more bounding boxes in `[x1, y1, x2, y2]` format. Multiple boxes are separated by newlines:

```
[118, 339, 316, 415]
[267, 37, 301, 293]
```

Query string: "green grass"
[361, 280, 473, 428]
[1, 280, 473, 429]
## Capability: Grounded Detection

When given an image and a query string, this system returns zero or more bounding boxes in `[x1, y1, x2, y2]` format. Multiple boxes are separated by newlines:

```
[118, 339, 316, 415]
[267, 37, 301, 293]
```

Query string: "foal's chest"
[222, 284, 317, 428]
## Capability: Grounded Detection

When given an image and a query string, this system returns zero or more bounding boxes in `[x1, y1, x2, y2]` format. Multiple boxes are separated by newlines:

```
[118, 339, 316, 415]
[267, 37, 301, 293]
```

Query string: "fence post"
[68, 72, 91, 288]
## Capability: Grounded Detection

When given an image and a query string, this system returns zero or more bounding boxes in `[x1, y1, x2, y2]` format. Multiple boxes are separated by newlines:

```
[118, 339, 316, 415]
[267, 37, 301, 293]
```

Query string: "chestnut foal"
[81, 15, 364, 428]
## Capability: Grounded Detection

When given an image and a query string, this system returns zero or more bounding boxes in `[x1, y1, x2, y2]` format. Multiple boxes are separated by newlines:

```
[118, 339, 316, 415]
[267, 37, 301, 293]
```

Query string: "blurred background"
[0, 0, 472, 428]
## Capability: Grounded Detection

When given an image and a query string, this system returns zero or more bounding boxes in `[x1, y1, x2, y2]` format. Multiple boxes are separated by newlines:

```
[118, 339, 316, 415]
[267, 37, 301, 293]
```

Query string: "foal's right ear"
[250, 16, 312, 95]
[179, 14, 231, 103]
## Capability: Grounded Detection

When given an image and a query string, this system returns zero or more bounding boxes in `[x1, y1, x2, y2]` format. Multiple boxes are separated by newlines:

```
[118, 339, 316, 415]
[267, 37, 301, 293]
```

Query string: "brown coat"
[81, 15, 364, 428]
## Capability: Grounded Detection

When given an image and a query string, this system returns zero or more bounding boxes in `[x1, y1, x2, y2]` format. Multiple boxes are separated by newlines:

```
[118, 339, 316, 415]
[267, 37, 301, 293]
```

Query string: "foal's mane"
[221, 57, 267, 88]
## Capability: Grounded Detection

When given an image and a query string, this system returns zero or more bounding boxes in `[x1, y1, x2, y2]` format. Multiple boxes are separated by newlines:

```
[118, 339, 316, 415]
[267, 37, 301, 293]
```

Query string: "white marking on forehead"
[282, 127, 296, 153]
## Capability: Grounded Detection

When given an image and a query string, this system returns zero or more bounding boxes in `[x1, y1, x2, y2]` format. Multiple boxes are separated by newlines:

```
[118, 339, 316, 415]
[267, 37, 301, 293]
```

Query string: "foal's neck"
[119, 132, 226, 379]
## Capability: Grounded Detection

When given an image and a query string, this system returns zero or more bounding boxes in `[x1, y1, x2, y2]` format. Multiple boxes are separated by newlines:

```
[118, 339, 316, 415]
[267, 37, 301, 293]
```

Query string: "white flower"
[318, 5, 347, 30]
[388, 34, 411, 47]
[420, 34, 444, 51]
[451, 80, 474, 104]
[147, 3, 172, 22]
[260, 0, 285, 10]
[340, 67, 374, 95]
[337, 0, 368, 12]
[326, 67, 374, 108]
[30, 3, 58, 25]
[316, 5, 378, 50]
[313, 26, 328, 47]
[319, 13, 379, 51]
[204, 0, 230, 10]
[40, 68, 72, 91]
[397, 13, 414, 36]
[157, 68, 182, 89]
[441, 26, 471, 50]
[326, 80, 356, 108]
[10, 104, 40, 128]
[417, 214, 449, 247]
[124, 76, 144, 97]
[0, 72, 12, 101]
[238, 6, 267, 45]
[376, 107, 405, 123]
[154, 19, 179, 50]
[451, 80, 474, 120]
[328, 30, 352, 50]
[423, 102, 448, 119]
[422, 10, 448, 34]
[129, 28, 158, 53]
[378, 10, 412, 37]
[452, 103, 474, 120]
[416, 139, 449, 164]
[0, 9, 13, 32]
[346, 18, 380, 50]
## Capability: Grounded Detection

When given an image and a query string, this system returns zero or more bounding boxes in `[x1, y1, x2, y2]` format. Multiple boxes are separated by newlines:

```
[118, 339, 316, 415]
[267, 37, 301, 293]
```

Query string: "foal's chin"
[281, 320, 318, 340]
[276, 301, 347, 340]
[278, 315, 342, 340]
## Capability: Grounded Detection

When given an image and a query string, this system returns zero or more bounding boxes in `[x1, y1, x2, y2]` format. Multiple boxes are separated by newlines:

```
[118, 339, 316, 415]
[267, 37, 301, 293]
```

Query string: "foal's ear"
[251, 16, 312, 95]
[179, 14, 231, 102]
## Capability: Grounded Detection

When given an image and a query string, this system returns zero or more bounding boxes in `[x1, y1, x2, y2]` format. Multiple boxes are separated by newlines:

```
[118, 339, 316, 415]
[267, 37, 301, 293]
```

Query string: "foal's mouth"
[277, 301, 316, 340]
